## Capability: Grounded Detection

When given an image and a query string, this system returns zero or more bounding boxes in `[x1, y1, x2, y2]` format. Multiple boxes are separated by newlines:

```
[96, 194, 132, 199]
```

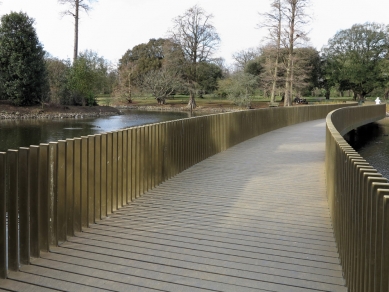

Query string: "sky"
[2, 0, 389, 67]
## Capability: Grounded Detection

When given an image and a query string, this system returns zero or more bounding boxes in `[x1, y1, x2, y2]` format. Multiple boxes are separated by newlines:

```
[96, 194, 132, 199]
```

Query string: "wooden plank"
[40, 251, 315, 292]
[22, 259, 204, 292]
[7, 269, 108, 292]
[0, 278, 58, 291]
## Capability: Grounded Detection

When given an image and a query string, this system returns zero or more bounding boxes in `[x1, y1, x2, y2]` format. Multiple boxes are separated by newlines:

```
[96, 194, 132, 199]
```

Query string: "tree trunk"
[270, 3, 282, 104]
[187, 91, 197, 110]
[284, 2, 296, 107]
[73, 0, 79, 63]
[284, 54, 293, 106]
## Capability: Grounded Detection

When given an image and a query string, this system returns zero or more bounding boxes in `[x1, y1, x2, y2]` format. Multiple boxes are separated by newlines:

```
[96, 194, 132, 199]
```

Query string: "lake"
[0, 110, 191, 152]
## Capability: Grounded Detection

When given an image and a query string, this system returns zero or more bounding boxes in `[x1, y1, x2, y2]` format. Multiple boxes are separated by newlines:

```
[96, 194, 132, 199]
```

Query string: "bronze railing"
[326, 104, 387, 292]
[0, 103, 355, 278]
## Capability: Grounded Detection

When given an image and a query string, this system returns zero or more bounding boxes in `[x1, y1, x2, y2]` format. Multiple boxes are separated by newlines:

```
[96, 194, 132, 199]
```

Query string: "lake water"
[345, 117, 389, 179]
[0, 110, 191, 152]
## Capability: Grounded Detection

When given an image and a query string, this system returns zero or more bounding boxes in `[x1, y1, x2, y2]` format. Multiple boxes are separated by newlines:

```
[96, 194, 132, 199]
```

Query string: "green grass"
[97, 93, 359, 108]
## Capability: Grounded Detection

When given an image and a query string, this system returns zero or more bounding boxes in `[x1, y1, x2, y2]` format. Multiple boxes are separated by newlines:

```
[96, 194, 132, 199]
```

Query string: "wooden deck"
[0, 119, 346, 292]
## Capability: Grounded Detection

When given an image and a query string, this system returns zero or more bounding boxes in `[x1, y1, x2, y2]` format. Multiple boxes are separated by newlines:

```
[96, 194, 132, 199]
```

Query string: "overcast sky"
[2, 0, 389, 66]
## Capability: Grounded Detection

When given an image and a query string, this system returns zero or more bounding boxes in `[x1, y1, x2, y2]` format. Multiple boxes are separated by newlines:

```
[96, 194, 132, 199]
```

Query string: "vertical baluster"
[48, 143, 58, 247]
[73, 138, 82, 232]
[57, 141, 66, 243]
[39, 144, 50, 252]
[7, 150, 19, 271]
[94, 135, 101, 221]
[80, 137, 88, 228]
[100, 134, 107, 218]
[106, 133, 113, 214]
[112, 132, 118, 210]
[117, 131, 123, 208]
[122, 130, 128, 205]
[18, 148, 30, 265]
[29, 146, 40, 258]
[66, 139, 74, 236]
[0, 152, 7, 278]
[87, 136, 95, 224]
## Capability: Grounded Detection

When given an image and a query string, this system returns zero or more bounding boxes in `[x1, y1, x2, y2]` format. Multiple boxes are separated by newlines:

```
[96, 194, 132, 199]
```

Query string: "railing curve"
[1, 103, 356, 278]
[326, 104, 388, 292]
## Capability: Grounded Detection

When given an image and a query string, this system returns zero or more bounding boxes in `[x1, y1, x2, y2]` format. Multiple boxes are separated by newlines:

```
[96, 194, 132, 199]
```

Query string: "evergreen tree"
[0, 12, 48, 105]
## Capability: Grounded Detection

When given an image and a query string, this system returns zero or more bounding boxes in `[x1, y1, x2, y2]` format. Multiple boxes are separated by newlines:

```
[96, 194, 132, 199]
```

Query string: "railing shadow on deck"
[0, 102, 355, 279]
[326, 104, 388, 292]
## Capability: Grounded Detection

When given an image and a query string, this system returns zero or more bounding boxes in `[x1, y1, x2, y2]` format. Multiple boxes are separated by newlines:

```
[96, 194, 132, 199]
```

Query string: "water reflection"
[345, 117, 389, 179]
[0, 110, 190, 152]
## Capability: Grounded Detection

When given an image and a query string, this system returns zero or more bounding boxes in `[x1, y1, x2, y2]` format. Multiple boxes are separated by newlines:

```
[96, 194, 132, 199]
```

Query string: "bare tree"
[169, 5, 220, 109]
[281, 0, 310, 106]
[258, 0, 283, 104]
[232, 48, 259, 71]
[58, 0, 96, 62]
[140, 68, 183, 105]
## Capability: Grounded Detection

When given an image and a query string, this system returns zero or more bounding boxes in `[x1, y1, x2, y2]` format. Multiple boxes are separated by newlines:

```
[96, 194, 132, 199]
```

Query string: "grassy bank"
[97, 94, 360, 110]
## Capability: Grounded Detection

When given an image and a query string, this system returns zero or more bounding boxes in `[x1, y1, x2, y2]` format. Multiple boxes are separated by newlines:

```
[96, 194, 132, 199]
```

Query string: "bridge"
[0, 104, 387, 291]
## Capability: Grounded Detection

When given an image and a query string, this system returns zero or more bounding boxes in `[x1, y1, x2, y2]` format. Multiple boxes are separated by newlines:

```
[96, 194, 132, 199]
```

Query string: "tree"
[196, 62, 223, 96]
[0, 12, 48, 105]
[117, 38, 186, 103]
[58, 0, 96, 62]
[322, 22, 389, 100]
[45, 55, 71, 104]
[281, 0, 310, 106]
[218, 72, 258, 108]
[67, 50, 109, 105]
[140, 68, 183, 104]
[258, 0, 283, 103]
[232, 48, 259, 71]
[169, 5, 220, 109]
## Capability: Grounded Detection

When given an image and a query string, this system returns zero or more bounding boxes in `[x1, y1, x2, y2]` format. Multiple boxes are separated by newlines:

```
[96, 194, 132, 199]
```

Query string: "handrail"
[326, 104, 388, 292]
[0, 102, 355, 278]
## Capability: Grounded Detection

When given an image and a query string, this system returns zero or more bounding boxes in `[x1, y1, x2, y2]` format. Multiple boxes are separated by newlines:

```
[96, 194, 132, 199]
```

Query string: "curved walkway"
[0, 119, 346, 292]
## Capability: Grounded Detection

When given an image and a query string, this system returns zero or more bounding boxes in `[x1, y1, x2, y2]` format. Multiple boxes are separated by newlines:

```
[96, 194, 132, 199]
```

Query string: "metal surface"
[0, 153, 6, 278]
[80, 137, 88, 227]
[66, 139, 74, 237]
[73, 138, 81, 232]
[57, 141, 66, 243]
[106, 133, 113, 215]
[94, 135, 101, 221]
[48, 143, 58, 247]
[18, 148, 30, 265]
[100, 134, 107, 219]
[117, 131, 123, 209]
[87, 136, 95, 225]
[6, 150, 18, 271]
[326, 104, 387, 292]
[38, 144, 49, 252]
[28, 146, 40, 258]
